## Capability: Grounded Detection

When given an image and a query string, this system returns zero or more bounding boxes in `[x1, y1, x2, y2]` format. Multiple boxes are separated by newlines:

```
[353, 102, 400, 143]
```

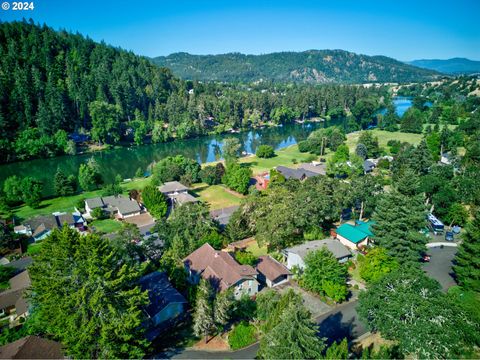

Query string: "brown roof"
[0, 336, 64, 359]
[9, 271, 31, 291]
[184, 243, 257, 291]
[256, 256, 291, 282]
[0, 271, 31, 314]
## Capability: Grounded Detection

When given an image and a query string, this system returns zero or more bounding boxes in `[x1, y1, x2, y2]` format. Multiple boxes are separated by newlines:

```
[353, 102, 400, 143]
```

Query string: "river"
[0, 122, 325, 196]
[0, 97, 412, 196]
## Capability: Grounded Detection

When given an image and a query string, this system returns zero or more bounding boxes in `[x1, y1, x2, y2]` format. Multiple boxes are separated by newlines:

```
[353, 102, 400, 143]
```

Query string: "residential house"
[139, 271, 187, 340]
[255, 256, 291, 287]
[210, 205, 240, 227]
[298, 162, 327, 176]
[23, 212, 87, 242]
[334, 220, 375, 250]
[54, 211, 87, 231]
[276, 165, 318, 181]
[284, 239, 352, 270]
[158, 181, 199, 207]
[85, 195, 142, 219]
[0, 270, 31, 325]
[5, 257, 33, 274]
[24, 216, 58, 242]
[254, 173, 270, 190]
[183, 243, 259, 299]
[13, 225, 31, 237]
[363, 160, 376, 174]
[0, 336, 64, 359]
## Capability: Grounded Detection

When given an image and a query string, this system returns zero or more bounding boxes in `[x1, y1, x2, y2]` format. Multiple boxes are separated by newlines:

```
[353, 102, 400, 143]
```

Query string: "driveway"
[158, 300, 366, 359]
[423, 245, 458, 291]
[276, 281, 332, 318]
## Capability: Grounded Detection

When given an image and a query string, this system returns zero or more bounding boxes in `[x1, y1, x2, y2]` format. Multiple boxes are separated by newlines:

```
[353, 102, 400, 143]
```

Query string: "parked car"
[452, 225, 461, 235]
[445, 231, 454, 242]
[422, 254, 431, 262]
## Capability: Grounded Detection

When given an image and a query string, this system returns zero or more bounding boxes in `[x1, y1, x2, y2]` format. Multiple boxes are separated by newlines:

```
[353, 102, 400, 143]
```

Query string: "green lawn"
[90, 219, 123, 234]
[11, 177, 149, 222]
[345, 130, 423, 153]
[246, 241, 268, 257]
[191, 183, 243, 210]
[239, 145, 315, 174]
[27, 241, 43, 256]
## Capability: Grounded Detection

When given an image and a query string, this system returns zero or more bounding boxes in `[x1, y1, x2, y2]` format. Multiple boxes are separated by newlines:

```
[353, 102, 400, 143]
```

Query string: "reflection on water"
[0, 122, 327, 196]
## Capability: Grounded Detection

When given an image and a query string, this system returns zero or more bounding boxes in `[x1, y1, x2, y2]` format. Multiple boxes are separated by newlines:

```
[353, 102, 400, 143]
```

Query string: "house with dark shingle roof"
[0, 336, 64, 359]
[284, 239, 351, 270]
[255, 256, 291, 288]
[158, 181, 198, 207]
[139, 271, 187, 340]
[210, 206, 240, 227]
[0, 270, 31, 325]
[85, 195, 141, 219]
[334, 220, 375, 250]
[184, 243, 259, 299]
[276, 165, 319, 180]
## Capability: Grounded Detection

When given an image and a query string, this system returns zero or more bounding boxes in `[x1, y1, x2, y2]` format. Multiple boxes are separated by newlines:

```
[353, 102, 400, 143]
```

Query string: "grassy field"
[11, 177, 149, 221]
[90, 219, 123, 233]
[239, 145, 314, 174]
[345, 129, 423, 153]
[191, 183, 243, 210]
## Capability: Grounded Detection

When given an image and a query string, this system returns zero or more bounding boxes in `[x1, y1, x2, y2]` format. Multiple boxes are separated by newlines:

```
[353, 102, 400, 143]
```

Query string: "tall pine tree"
[259, 302, 325, 359]
[454, 214, 480, 290]
[192, 279, 215, 343]
[29, 226, 149, 359]
[372, 189, 426, 264]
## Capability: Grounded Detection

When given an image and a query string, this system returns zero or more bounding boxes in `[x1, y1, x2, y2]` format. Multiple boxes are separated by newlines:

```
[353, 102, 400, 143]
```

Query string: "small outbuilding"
[334, 220, 375, 250]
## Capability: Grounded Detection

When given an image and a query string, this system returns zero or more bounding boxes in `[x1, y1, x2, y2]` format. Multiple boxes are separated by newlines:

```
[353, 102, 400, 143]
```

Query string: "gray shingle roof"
[276, 166, 320, 180]
[102, 195, 141, 215]
[158, 181, 189, 194]
[85, 197, 104, 209]
[171, 192, 198, 205]
[286, 239, 351, 260]
[210, 206, 240, 226]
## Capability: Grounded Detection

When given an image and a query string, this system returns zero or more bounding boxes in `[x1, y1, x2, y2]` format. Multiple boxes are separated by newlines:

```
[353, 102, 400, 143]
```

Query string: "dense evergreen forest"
[0, 21, 388, 164]
[152, 50, 442, 83]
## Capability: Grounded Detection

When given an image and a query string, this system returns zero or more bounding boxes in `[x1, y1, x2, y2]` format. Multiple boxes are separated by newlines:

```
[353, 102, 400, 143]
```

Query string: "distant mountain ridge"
[408, 58, 480, 74]
[152, 50, 441, 84]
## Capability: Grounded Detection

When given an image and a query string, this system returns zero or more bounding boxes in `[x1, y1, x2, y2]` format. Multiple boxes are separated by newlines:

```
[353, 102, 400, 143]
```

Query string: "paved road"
[423, 245, 458, 291]
[157, 247, 456, 359]
[157, 300, 365, 359]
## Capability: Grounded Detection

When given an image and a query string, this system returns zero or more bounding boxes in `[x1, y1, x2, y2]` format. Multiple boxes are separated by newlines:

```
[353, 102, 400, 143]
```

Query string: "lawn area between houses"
[239, 144, 314, 174]
[90, 219, 123, 234]
[345, 129, 423, 153]
[246, 241, 268, 257]
[11, 177, 149, 221]
[191, 183, 244, 210]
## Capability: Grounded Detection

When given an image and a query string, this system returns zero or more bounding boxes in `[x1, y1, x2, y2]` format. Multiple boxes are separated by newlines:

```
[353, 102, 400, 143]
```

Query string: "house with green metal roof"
[334, 220, 375, 250]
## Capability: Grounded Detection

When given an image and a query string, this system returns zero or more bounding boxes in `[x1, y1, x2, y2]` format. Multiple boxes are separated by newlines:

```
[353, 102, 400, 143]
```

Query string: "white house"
[284, 239, 352, 270]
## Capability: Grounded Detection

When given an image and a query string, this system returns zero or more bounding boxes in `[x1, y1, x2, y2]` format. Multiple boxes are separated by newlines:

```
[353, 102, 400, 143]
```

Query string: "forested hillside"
[0, 21, 387, 164]
[409, 58, 480, 74]
[152, 50, 442, 84]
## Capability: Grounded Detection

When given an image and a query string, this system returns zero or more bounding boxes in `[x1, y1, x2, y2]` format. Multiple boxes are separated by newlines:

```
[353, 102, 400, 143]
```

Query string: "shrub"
[297, 140, 311, 153]
[234, 250, 257, 266]
[228, 321, 256, 350]
[256, 145, 275, 158]
[91, 207, 107, 220]
[305, 154, 317, 162]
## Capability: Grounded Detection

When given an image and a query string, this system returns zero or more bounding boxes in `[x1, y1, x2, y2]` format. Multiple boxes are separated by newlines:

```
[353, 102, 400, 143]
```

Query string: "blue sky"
[1, 0, 479, 60]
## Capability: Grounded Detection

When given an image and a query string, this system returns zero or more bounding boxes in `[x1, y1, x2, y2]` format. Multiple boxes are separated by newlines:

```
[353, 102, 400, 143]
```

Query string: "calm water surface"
[0, 97, 411, 196]
[0, 122, 323, 195]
